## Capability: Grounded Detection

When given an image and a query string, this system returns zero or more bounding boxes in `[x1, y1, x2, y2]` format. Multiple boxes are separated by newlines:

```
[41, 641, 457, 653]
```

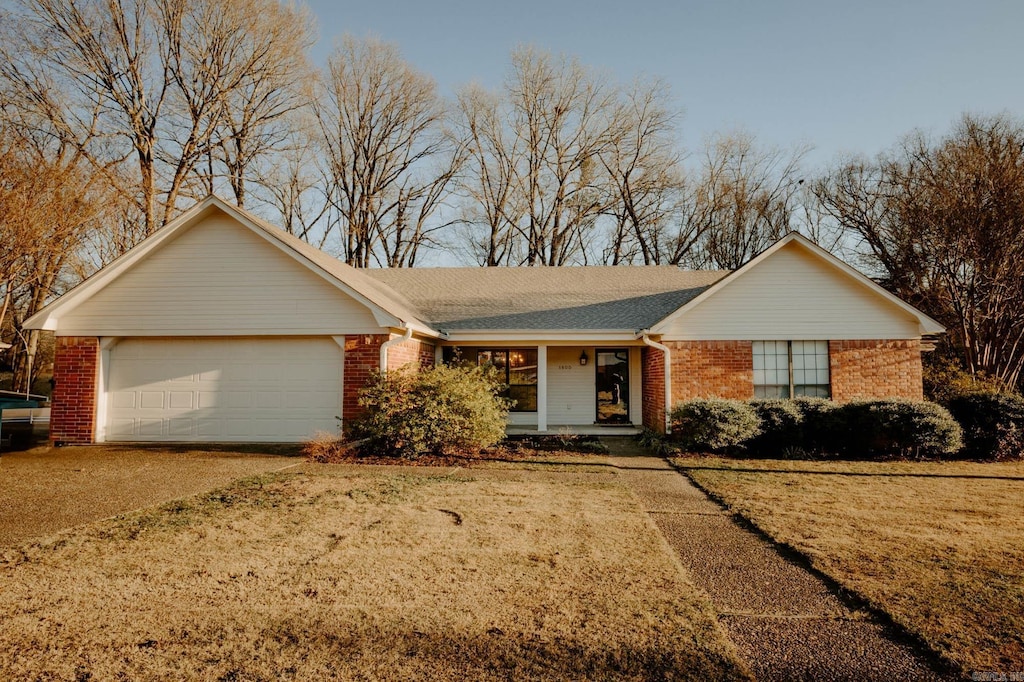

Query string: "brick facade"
[641, 340, 755, 433]
[50, 336, 99, 445]
[640, 338, 924, 431]
[829, 339, 923, 402]
[641, 346, 667, 433]
[342, 334, 388, 425]
[386, 337, 437, 371]
[342, 334, 436, 427]
[668, 340, 755, 403]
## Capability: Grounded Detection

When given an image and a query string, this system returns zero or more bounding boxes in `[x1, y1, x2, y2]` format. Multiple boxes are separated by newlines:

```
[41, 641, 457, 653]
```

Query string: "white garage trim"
[103, 337, 344, 443]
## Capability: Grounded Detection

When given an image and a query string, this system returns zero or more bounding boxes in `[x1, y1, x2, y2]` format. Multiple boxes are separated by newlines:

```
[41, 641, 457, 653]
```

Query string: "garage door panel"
[168, 392, 194, 409]
[106, 338, 343, 442]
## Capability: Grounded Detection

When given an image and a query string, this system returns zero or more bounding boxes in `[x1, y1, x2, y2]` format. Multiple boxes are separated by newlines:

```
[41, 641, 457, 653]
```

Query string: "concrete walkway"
[602, 438, 956, 681]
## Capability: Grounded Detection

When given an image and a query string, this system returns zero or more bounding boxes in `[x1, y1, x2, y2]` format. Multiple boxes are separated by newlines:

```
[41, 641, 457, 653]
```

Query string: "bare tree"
[3, 0, 318, 235]
[0, 125, 121, 392]
[599, 78, 684, 265]
[314, 36, 460, 267]
[676, 131, 808, 269]
[815, 114, 1024, 387]
[506, 47, 617, 265]
[452, 84, 524, 266]
[205, 0, 316, 207]
[454, 47, 620, 266]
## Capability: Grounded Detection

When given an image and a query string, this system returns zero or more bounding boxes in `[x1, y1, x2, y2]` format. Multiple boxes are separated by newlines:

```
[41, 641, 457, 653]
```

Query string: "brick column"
[641, 345, 667, 433]
[342, 334, 388, 424]
[50, 336, 100, 445]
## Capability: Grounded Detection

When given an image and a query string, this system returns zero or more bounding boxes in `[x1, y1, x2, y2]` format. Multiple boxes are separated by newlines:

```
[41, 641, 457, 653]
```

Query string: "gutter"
[639, 331, 672, 434]
[379, 323, 413, 373]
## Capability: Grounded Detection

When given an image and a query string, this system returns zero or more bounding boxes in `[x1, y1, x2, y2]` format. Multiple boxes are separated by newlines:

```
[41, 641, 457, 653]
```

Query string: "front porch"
[440, 342, 651, 433]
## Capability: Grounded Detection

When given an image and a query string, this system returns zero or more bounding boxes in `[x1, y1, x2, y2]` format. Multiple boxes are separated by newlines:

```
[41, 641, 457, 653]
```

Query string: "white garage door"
[105, 337, 343, 442]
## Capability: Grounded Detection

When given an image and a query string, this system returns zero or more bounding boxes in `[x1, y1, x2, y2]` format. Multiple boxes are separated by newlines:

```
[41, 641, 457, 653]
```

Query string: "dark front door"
[596, 349, 630, 424]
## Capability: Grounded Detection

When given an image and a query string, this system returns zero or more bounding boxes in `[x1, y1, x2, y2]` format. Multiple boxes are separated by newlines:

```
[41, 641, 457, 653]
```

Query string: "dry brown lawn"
[674, 456, 1024, 675]
[0, 463, 747, 681]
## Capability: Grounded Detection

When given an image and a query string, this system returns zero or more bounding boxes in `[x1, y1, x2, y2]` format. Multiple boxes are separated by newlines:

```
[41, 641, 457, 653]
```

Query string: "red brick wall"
[641, 346, 667, 433]
[343, 334, 388, 425]
[829, 339, 923, 402]
[386, 338, 436, 371]
[668, 340, 754, 403]
[342, 334, 436, 427]
[50, 336, 99, 445]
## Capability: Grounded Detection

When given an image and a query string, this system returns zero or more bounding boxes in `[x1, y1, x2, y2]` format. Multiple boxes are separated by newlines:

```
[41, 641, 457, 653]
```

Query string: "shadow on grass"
[675, 463, 1024, 482]
[131, 621, 749, 682]
[82, 442, 304, 457]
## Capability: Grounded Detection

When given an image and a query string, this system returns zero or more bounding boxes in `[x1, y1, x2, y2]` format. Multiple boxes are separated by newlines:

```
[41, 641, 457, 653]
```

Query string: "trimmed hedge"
[839, 399, 963, 459]
[353, 364, 510, 458]
[669, 397, 962, 460]
[791, 397, 842, 456]
[948, 392, 1024, 460]
[747, 399, 803, 456]
[670, 399, 761, 452]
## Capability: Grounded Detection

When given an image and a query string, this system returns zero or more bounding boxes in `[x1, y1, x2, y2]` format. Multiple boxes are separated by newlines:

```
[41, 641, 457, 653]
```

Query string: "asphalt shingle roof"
[364, 266, 728, 332]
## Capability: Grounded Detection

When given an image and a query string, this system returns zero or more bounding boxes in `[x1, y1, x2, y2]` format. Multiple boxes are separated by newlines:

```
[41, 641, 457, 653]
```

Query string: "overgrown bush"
[923, 354, 1007, 406]
[670, 399, 761, 452]
[352, 364, 510, 458]
[838, 399, 963, 459]
[948, 392, 1024, 460]
[747, 399, 803, 456]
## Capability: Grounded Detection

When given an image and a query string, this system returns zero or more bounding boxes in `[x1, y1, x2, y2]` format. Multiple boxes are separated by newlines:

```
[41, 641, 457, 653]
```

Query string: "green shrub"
[948, 392, 1024, 460]
[670, 399, 761, 452]
[791, 397, 843, 455]
[923, 354, 1007, 406]
[747, 399, 803, 456]
[352, 364, 510, 458]
[839, 399, 963, 459]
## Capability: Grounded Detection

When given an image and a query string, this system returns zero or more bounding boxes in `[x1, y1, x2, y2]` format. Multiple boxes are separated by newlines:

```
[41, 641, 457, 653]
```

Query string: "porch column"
[536, 345, 547, 432]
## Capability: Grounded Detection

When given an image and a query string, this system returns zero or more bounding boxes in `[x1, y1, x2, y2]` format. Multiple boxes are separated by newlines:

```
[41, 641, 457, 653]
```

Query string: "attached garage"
[26, 196, 433, 445]
[103, 337, 343, 442]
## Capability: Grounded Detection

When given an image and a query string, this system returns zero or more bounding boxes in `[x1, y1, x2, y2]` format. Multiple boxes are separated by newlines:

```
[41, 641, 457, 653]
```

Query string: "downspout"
[379, 323, 413, 373]
[640, 332, 672, 434]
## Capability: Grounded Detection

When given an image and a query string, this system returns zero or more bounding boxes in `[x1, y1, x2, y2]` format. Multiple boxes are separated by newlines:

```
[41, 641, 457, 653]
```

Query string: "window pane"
[508, 385, 537, 412]
[508, 349, 538, 385]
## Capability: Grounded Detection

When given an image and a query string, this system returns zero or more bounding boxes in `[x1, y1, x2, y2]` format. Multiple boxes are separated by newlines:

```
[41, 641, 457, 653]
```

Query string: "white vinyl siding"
[662, 242, 920, 340]
[753, 340, 830, 398]
[105, 337, 342, 442]
[547, 347, 597, 425]
[59, 215, 382, 336]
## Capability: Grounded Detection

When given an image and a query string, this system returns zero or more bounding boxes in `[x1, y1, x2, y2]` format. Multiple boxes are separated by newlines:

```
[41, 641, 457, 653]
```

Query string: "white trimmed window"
[752, 341, 830, 398]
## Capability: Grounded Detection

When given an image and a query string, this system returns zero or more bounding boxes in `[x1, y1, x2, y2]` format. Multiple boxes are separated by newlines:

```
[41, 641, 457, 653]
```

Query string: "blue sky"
[305, 0, 1023, 172]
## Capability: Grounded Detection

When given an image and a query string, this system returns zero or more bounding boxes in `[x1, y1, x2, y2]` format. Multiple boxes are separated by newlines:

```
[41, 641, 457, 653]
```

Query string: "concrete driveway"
[0, 444, 302, 547]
